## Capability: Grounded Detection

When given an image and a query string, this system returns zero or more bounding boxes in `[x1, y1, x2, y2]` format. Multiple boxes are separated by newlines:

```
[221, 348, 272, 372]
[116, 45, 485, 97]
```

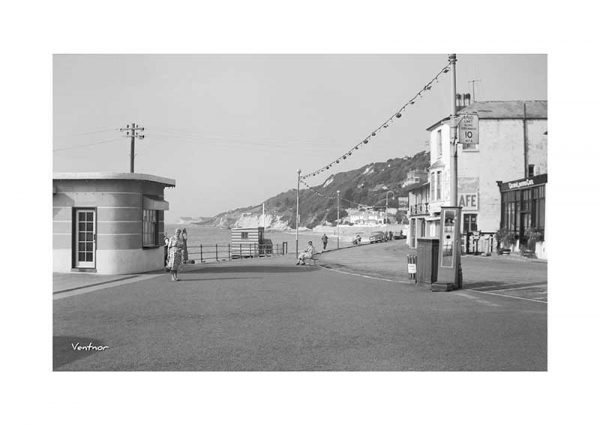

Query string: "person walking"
[297, 241, 315, 266]
[163, 232, 170, 270]
[167, 228, 185, 281]
[321, 233, 328, 251]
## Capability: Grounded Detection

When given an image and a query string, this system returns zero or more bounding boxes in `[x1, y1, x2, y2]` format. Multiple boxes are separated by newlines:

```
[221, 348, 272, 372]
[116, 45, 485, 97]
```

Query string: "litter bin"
[416, 238, 439, 284]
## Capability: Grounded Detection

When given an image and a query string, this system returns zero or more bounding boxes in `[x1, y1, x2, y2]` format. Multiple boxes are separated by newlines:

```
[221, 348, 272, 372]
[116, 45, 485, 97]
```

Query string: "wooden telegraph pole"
[120, 123, 145, 172]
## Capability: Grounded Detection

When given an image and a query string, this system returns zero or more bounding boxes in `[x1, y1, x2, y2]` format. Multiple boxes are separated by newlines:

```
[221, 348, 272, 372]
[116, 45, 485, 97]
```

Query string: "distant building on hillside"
[346, 208, 386, 225]
[402, 169, 428, 188]
[369, 183, 389, 192]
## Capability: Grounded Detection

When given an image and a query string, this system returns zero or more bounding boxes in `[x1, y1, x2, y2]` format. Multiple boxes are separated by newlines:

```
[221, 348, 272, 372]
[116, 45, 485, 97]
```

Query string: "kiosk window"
[143, 209, 159, 247]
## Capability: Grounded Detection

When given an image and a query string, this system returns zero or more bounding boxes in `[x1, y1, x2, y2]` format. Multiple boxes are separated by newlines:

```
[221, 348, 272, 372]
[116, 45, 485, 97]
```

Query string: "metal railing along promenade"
[186, 242, 288, 263]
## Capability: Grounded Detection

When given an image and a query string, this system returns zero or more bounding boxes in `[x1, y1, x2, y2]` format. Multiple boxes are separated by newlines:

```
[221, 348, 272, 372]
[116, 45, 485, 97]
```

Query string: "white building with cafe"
[407, 100, 547, 257]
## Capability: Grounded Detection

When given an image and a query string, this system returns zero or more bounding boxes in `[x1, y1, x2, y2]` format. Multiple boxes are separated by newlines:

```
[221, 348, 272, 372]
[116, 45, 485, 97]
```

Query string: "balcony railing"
[409, 203, 429, 215]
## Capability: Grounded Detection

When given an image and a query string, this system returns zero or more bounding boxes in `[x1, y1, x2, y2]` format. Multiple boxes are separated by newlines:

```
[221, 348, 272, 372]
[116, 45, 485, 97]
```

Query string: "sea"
[165, 223, 354, 251]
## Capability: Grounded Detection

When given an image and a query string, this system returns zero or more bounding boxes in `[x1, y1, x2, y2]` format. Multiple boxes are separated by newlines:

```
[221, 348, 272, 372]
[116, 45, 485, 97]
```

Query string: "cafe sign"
[459, 192, 478, 211]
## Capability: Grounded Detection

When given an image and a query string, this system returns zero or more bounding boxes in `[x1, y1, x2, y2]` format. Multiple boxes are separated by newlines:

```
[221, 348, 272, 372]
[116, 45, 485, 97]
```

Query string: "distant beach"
[165, 224, 356, 251]
[165, 223, 406, 252]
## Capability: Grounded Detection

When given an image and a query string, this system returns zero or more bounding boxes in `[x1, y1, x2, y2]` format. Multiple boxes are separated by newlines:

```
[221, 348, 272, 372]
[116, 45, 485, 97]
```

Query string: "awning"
[143, 196, 169, 211]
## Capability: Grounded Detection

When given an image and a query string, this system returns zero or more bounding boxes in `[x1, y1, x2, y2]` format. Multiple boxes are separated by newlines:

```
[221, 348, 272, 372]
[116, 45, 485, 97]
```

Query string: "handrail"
[186, 242, 288, 263]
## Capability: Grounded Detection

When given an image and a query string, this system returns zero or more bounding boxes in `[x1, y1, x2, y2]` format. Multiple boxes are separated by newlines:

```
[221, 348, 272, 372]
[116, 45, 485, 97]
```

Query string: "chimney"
[464, 93, 471, 106]
[456, 93, 463, 108]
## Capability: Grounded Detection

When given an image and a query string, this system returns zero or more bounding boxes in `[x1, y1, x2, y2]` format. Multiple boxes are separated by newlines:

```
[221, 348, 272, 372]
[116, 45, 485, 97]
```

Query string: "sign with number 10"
[459, 113, 479, 146]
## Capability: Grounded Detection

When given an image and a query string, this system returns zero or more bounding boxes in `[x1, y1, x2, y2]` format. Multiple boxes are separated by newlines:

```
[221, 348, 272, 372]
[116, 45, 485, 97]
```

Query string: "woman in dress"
[167, 228, 185, 281]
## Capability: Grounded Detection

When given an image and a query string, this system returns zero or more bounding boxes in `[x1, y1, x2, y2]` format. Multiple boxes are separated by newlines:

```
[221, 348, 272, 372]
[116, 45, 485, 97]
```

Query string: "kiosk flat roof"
[53, 172, 176, 187]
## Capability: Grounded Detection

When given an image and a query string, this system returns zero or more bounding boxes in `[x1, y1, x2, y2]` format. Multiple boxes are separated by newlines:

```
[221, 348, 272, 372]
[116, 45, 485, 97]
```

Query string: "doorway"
[74, 209, 96, 269]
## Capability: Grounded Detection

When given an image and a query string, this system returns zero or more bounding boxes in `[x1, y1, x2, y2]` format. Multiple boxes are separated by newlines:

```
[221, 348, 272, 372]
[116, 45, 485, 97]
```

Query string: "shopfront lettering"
[459, 193, 478, 210]
[508, 179, 534, 189]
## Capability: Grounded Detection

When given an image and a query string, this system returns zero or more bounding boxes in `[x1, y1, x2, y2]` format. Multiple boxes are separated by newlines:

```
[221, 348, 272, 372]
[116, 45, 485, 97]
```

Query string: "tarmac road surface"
[54, 255, 546, 371]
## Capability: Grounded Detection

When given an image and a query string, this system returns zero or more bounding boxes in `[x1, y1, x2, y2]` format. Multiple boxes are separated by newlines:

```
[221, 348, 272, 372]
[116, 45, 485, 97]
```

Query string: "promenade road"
[319, 240, 548, 303]
[54, 254, 546, 371]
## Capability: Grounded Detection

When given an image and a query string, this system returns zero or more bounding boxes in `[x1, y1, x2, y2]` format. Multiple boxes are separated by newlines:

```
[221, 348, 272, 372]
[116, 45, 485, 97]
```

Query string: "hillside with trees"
[194, 150, 430, 229]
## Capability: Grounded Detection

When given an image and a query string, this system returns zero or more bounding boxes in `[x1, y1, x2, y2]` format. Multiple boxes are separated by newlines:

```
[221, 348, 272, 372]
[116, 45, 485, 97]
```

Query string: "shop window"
[463, 214, 478, 232]
[143, 209, 159, 247]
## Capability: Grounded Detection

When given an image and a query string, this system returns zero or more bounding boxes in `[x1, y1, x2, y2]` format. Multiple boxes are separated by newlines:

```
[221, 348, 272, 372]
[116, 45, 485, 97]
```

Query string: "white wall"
[429, 118, 547, 234]
[96, 249, 164, 274]
[526, 120, 548, 174]
[53, 247, 164, 274]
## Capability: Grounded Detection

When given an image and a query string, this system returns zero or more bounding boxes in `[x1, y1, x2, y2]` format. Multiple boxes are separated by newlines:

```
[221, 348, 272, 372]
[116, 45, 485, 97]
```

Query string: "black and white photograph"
[52, 53, 548, 372]
[3, 1, 599, 424]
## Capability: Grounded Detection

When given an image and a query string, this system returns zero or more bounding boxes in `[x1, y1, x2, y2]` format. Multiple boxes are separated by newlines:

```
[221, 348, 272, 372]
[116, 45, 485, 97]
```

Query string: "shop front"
[498, 174, 547, 258]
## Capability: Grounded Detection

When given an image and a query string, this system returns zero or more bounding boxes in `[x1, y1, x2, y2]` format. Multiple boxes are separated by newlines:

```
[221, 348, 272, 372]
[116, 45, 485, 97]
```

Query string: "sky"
[53, 54, 547, 222]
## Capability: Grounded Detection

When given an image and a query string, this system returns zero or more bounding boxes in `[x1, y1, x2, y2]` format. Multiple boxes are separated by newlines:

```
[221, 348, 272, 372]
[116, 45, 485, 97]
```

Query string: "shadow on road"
[464, 281, 547, 291]
[53, 336, 108, 370]
[182, 265, 319, 274]
[177, 277, 249, 283]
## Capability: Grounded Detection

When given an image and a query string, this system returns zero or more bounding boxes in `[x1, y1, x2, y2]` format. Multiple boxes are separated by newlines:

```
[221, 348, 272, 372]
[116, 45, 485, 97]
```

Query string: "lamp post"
[385, 190, 395, 224]
[449, 54, 458, 207]
[296, 169, 301, 258]
[337, 190, 340, 249]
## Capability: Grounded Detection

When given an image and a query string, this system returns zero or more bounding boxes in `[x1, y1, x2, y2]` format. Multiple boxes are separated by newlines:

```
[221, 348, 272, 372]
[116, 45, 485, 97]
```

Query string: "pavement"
[54, 272, 137, 293]
[54, 249, 546, 371]
[318, 240, 547, 303]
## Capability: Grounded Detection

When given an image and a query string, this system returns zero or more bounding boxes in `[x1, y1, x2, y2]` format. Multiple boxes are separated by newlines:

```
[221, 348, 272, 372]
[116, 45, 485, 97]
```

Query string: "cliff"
[186, 150, 430, 229]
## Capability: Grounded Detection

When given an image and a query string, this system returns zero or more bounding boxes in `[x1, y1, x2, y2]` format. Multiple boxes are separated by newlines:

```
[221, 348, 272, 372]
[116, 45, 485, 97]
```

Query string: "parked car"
[369, 231, 386, 243]
[393, 231, 407, 240]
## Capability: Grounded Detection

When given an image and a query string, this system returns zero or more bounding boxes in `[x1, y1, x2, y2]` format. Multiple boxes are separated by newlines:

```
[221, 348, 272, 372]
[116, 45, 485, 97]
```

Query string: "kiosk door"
[75, 209, 96, 269]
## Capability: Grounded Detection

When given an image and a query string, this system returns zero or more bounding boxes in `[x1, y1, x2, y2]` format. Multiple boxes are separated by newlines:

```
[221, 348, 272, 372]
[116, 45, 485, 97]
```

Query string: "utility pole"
[296, 169, 301, 258]
[385, 190, 394, 224]
[468, 79, 481, 102]
[450, 55, 458, 207]
[119, 123, 144, 173]
[433, 54, 463, 293]
[337, 190, 340, 249]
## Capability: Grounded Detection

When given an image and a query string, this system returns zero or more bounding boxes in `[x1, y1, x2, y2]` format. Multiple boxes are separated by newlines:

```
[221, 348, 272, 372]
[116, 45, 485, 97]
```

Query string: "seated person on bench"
[296, 241, 315, 265]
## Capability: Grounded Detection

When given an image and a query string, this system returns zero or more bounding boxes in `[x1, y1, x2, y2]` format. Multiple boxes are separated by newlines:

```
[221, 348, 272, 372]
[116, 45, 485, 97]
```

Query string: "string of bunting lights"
[300, 62, 451, 181]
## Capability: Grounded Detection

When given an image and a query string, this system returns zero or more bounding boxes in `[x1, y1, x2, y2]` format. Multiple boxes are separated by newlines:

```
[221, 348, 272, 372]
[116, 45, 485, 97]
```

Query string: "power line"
[148, 127, 338, 149]
[54, 127, 120, 138]
[53, 136, 122, 152]
[142, 131, 340, 154]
